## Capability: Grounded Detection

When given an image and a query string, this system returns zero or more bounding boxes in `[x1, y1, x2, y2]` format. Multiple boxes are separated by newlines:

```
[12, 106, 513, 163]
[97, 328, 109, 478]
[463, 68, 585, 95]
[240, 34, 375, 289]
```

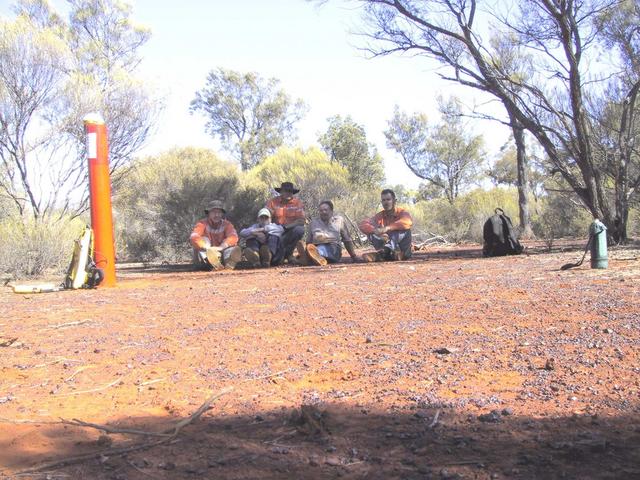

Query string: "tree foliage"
[385, 97, 485, 204]
[0, 0, 160, 220]
[355, 0, 640, 242]
[250, 146, 351, 219]
[318, 114, 385, 188]
[114, 147, 262, 261]
[191, 68, 307, 171]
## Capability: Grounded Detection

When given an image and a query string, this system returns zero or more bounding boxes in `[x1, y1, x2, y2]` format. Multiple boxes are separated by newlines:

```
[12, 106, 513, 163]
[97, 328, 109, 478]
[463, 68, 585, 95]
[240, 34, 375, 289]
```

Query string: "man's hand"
[254, 232, 267, 243]
[374, 226, 389, 236]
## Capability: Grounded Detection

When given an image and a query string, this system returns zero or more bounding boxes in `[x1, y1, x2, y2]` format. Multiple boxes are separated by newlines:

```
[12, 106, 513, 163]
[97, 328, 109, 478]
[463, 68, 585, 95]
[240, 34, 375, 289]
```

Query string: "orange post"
[84, 113, 116, 287]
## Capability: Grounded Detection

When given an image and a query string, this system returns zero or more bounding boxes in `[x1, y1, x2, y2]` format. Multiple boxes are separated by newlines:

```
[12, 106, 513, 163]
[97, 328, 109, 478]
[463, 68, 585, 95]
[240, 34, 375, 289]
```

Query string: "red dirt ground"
[1, 242, 639, 480]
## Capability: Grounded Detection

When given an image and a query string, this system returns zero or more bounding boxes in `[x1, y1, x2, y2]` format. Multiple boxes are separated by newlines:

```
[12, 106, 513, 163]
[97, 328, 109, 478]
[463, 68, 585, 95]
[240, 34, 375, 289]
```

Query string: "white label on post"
[87, 132, 97, 159]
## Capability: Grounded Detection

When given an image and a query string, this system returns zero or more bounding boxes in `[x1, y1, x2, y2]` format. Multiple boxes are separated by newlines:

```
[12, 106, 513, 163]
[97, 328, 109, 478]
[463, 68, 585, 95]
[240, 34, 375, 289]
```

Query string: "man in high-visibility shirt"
[190, 200, 242, 270]
[359, 189, 413, 262]
[266, 181, 306, 265]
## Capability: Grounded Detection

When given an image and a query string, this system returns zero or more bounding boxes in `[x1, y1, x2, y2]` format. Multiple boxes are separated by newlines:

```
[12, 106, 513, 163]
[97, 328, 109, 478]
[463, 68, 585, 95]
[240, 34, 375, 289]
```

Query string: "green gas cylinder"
[589, 219, 608, 269]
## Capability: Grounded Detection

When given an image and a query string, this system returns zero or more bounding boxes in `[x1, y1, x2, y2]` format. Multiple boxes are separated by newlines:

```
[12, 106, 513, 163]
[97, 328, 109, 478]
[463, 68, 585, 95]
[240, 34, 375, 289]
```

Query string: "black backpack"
[482, 208, 524, 257]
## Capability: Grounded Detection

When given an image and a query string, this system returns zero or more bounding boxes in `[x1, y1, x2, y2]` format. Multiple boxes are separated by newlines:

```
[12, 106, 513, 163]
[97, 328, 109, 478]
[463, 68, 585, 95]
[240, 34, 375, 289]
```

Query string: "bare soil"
[1, 242, 639, 480]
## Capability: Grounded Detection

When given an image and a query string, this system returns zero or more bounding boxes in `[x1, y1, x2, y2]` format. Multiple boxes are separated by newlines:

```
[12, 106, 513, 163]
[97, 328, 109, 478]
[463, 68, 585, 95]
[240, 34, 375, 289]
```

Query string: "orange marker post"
[84, 113, 116, 287]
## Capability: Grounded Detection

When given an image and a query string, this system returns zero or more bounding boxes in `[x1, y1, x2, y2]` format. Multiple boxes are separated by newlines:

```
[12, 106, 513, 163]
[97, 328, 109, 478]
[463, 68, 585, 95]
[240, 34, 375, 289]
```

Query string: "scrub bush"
[0, 216, 86, 278]
[114, 147, 249, 262]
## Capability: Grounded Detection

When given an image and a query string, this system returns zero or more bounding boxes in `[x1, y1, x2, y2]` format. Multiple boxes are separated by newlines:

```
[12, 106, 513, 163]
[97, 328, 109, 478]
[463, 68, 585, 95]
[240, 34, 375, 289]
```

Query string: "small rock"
[544, 358, 555, 370]
[326, 445, 337, 452]
[434, 347, 453, 354]
[365, 336, 373, 343]
[325, 456, 342, 466]
[271, 446, 290, 454]
[158, 461, 176, 470]
[478, 410, 502, 423]
[96, 435, 113, 447]
[501, 407, 514, 416]
[603, 328, 613, 334]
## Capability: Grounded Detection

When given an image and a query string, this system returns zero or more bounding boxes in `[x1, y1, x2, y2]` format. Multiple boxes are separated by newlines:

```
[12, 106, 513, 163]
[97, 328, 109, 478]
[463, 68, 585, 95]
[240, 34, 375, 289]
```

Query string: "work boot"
[244, 248, 261, 268]
[305, 244, 327, 266]
[205, 247, 223, 270]
[224, 246, 242, 270]
[259, 245, 272, 268]
[391, 247, 404, 261]
[293, 240, 308, 265]
[362, 251, 382, 263]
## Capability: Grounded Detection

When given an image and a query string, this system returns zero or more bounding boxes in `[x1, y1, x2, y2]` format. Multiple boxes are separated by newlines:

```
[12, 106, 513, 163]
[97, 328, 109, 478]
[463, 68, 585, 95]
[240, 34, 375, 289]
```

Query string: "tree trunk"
[510, 116, 534, 239]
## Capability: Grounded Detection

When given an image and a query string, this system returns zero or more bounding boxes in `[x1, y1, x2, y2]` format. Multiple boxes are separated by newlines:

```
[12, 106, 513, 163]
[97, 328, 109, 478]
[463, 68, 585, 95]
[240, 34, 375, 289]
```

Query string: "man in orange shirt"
[266, 181, 306, 265]
[359, 189, 413, 262]
[190, 200, 242, 270]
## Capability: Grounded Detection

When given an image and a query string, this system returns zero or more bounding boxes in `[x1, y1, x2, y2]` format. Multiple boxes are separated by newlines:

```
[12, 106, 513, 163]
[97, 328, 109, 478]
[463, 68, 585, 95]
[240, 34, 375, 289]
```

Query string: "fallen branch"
[414, 234, 451, 249]
[16, 437, 170, 474]
[65, 365, 95, 382]
[245, 368, 292, 382]
[61, 419, 172, 438]
[0, 337, 18, 347]
[17, 386, 233, 475]
[54, 376, 123, 396]
[164, 386, 233, 435]
[428, 409, 441, 429]
[43, 319, 92, 330]
[35, 357, 78, 369]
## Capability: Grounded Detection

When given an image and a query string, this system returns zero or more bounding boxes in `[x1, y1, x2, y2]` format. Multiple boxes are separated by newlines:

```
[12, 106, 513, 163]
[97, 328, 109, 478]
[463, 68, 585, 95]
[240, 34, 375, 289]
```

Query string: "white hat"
[257, 208, 271, 219]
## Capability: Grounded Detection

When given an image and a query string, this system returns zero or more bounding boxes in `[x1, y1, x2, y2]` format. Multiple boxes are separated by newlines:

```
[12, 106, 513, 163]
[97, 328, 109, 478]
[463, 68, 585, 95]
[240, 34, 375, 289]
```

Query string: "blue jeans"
[245, 235, 281, 266]
[316, 243, 342, 263]
[369, 230, 412, 260]
[279, 225, 305, 263]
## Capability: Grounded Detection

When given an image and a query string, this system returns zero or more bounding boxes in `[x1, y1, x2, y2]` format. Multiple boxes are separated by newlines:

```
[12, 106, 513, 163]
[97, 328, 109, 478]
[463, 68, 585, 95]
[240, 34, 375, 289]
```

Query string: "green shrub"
[628, 206, 640, 238]
[408, 187, 522, 243]
[114, 147, 243, 262]
[532, 191, 592, 241]
[0, 216, 86, 278]
[250, 146, 351, 220]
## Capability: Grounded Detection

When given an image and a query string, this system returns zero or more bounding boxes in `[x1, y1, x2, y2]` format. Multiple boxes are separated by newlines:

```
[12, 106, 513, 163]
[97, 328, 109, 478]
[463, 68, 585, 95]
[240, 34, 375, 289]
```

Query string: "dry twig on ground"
[16, 386, 233, 475]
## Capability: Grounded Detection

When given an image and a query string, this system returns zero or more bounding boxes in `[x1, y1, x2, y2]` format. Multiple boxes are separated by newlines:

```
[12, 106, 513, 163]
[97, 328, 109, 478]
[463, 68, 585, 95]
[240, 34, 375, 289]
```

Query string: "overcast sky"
[0, 0, 510, 188]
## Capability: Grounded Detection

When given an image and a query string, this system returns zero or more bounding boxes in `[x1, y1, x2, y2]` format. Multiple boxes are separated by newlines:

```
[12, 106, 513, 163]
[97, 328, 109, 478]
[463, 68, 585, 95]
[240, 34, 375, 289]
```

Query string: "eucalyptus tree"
[0, 0, 159, 220]
[385, 97, 485, 204]
[191, 68, 307, 171]
[318, 114, 385, 188]
[342, 0, 638, 242]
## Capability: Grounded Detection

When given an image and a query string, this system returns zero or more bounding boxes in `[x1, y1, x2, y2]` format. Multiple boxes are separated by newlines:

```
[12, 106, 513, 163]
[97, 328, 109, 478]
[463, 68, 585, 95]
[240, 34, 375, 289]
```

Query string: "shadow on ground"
[2, 403, 639, 479]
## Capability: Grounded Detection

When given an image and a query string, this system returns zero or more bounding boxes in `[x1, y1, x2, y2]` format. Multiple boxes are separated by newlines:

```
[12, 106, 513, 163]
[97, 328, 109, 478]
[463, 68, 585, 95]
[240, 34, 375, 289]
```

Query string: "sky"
[0, 0, 510, 189]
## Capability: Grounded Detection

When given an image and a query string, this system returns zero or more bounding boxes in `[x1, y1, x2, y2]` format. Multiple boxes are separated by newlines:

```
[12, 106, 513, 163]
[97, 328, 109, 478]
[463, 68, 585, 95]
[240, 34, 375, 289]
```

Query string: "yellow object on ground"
[13, 283, 62, 294]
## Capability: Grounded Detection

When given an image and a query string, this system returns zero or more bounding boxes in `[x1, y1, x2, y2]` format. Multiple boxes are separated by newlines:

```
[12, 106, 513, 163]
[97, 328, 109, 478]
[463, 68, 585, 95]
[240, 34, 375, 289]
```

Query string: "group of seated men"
[189, 181, 413, 270]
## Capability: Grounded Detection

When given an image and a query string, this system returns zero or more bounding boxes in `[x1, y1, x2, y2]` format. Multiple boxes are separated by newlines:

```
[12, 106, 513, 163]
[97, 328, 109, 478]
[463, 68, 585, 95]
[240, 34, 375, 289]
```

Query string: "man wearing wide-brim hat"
[190, 199, 242, 270]
[265, 181, 306, 265]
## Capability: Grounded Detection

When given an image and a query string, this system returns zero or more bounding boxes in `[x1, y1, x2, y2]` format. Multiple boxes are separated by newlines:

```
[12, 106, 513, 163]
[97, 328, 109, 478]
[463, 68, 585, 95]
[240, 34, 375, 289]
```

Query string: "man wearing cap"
[190, 200, 242, 270]
[265, 181, 306, 265]
[359, 189, 413, 262]
[302, 200, 359, 266]
[239, 208, 284, 268]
